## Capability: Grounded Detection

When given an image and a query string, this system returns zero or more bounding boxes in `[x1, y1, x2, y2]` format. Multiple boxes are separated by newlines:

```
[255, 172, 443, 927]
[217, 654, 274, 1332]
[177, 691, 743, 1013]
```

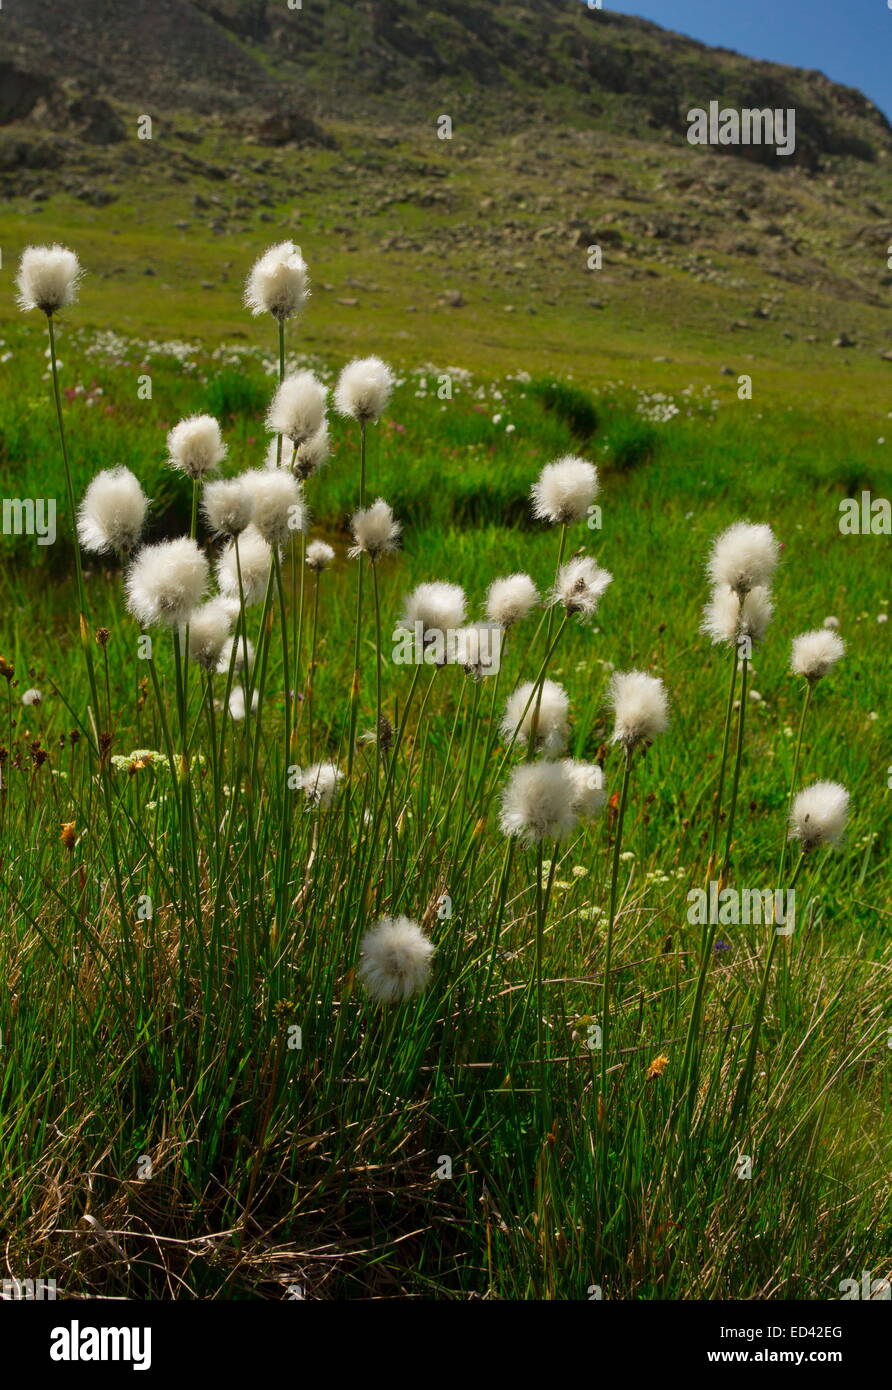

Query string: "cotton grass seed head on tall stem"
[125, 538, 209, 629]
[334, 356, 394, 424]
[563, 760, 607, 819]
[400, 582, 467, 640]
[789, 781, 850, 851]
[486, 573, 539, 629]
[216, 524, 273, 607]
[707, 521, 779, 597]
[228, 684, 258, 722]
[306, 539, 335, 572]
[500, 760, 579, 844]
[349, 498, 401, 561]
[531, 455, 598, 525]
[16, 243, 82, 315]
[217, 634, 254, 676]
[449, 622, 501, 679]
[183, 597, 232, 670]
[551, 555, 613, 619]
[358, 916, 435, 1005]
[166, 415, 226, 480]
[702, 584, 774, 646]
[242, 469, 304, 548]
[266, 371, 327, 446]
[244, 241, 309, 321]
[201, 478, 253, 539]
[791, 629, 845, 683]
[77, 466, 148, 557]
[299, 761, 344, 809]
[609, 669, 669, 751]
[291, 424, 331, 481]
[501, 679, 569, 756]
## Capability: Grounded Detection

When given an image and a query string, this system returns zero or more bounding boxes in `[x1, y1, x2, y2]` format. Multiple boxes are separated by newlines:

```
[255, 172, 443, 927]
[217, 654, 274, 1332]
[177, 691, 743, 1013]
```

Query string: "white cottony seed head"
[334, 356, 394, 423]
[216, 524, 273, 607]
[266, 371, 327, 446]
[707, 521, 779, 595]
[349, 498, 401, 561]
[789, 781, 850, 851]
[244, 241, 309, 320]
[531, 455, 598, 525]
[77, 466, 148, 556]
[167, 415, 226, 479]
[184, 597, 232, 669]
[125, 538, 209, 629]
[563, 760, 607, 819]
[609, 669, 669, 749]
[242, 469, 304, 547]
[791, 629, 845, 682]
[551, 555, 612, 618]
[16, 243, 82, 314]
[499, 761, 579, 844]
[500, 679, 569, 756]
[486, 573, 539, 628]
[300, 761, 344, 809]
[400, 582, 466, 638]
[306, 539, 335, 572]
[201, 478, 253, 538]
[358, 916, 435, 1004]
[702, 584, 773, 645]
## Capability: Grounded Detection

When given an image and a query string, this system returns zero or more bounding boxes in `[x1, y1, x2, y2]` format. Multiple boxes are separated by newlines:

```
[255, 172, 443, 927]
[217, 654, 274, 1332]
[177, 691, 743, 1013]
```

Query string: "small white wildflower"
[707, 521, 779, 595]
[16, 243, 82, 314]
[500, 679, 569, 756]
[789, 781, 850, 851]
[531, 455, 598, 525]
[167, 415, 226, 479]
[201, 478, 253, 538]
[791, 628, 845, 682]
[306, 539, 335, 572]
[125, 538, 209, 628]
[609, 669, 669, 749]
[349, 498, 401, 560]
[266, 371, 327, 445]
[216, 525, 273, 607]
[358, 916, 435, 1004]
[499, 761, 579, 844]
[300, 761, 344, 809]
[486, 573, 538, 628]
[334, 356, 394, 423]
[244, 241, 308, 320]
[551, 555, 612, 618]
[77, 466, 148, 556]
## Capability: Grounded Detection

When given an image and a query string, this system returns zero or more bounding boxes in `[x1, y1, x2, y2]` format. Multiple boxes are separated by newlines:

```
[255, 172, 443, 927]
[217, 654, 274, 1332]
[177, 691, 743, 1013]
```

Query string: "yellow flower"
[647, 1053, 669, 1080]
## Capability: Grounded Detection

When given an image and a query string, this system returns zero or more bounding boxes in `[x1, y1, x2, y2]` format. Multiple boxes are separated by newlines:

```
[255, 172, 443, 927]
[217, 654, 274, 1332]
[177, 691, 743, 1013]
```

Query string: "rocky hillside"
[2, 0, 891, 169]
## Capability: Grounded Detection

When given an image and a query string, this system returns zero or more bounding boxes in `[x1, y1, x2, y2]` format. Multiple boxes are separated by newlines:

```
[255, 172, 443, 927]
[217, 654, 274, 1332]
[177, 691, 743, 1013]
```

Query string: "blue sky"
[596, 0, 892, 120]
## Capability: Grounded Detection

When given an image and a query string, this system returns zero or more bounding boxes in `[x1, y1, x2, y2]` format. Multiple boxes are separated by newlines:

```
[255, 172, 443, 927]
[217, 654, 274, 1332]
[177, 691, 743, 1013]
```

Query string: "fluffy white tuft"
[125, 538, 209, 629]
[358, 916, 435, 1004]
[823, 616, 840, 630]
[349, 498, 401, 560]
[486, 573, 539, 628]
[702, 584, 773, 645]
[77, 466, 148, 556]
[707, 521, 779, 595]
[563, 760, 607, 819]
[334, 356, 394, 423]
[216, 524, 273, 607]
[292, 424, 331, 480]
[201, 478, 253, 538]
[791, 628, 845, 682]
[242, 469, 304, 547]
[789, 781, 850, 850]
[228, 684, 258, 722]
[531, 455, 598, 525]
[244, 241, 309, 320]
[299, 761, 344, 809]
[609, 669, 669, 748]
[306, 539, 335, 571]
[449, 622, 501, 678]
[217, 634, 254, 676]
[500, 679, 569, 756]
[16, 243, 82, 314]
[184, 597, 232, 669]
[167, 415, 226, 479]
[21, 688, 42, 707]
[499, 761, 579, 844]
[551, 555, 612, 618]
[400, 582, 466, 638]
[266, 371, 327, 445]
